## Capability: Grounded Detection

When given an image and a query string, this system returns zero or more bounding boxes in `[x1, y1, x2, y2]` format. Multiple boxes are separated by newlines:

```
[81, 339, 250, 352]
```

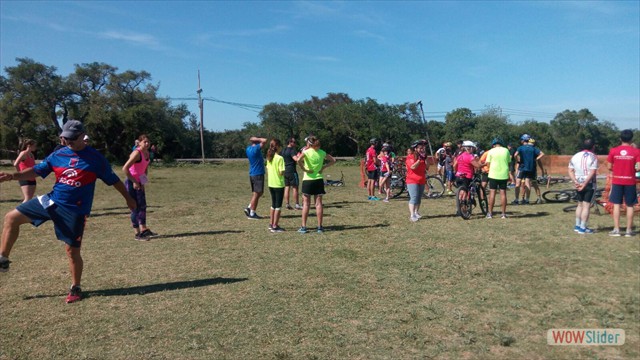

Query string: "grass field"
[0, 162, 638, 359]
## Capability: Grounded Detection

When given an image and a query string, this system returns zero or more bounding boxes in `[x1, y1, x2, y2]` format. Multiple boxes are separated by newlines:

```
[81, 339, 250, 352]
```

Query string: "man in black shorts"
[282, 137, 302, 210]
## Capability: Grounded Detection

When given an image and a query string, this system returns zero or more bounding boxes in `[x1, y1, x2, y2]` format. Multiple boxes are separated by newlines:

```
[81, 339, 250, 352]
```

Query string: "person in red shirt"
[406, 140, 429, 222]
[607, 129, 640, 237]
[13, 139, 38, 203]
[365, 138, 380, 201]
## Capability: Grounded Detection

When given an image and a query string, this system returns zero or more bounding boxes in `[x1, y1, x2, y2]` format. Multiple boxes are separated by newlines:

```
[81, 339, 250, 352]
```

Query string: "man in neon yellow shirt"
[296, 136, 336, 233]
[485, 137, 511, 219]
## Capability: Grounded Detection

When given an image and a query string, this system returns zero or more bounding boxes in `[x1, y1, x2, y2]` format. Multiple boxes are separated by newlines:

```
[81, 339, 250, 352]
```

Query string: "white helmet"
[462, 140, 475, 148]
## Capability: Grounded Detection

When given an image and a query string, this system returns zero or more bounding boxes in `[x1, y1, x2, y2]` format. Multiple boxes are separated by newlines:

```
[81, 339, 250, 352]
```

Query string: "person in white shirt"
[568, 139, 598, 234]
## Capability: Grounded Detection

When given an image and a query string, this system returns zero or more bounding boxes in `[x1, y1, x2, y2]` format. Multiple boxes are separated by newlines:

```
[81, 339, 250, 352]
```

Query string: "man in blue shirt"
[0, 120, 136, 303]
[245, 136, 267, 219]
[513, 135, 544, 204]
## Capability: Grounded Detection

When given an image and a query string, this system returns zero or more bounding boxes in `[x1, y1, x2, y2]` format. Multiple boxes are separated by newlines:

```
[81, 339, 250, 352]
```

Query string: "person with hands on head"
[0, 120, 136, 304]
[568, 139, 599, 234]
[296, 136, 336, 234]
[245, 136, 268, 219]
[123, 134, 156, 241]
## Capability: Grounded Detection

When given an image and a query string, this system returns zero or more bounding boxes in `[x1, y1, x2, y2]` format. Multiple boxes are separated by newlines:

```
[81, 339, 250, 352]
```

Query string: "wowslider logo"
[547, 329, 625, 346]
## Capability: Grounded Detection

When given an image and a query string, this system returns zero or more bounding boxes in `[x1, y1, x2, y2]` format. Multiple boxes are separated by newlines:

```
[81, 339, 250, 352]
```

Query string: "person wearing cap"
[0, 120, 136, 304]
[406, 140, 429, 222]
[83, 134, 90, 145]
[365, 138, 380, 201]
[244, 136, 267, 219]
[513, 134, 544, 204]
[484, 138, 511, 219]
[454, 141, 481, 213]
[527, 138, 544, 204]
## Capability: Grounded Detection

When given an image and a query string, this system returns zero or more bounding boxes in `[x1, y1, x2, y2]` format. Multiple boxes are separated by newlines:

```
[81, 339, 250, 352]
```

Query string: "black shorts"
[301, 179, 326, 196]
[269, 187, 285, 209]
[18, 180, 37, 186]
[455, 177, 472, 191]
[284, 172, 299, 187]
[367, 170, 379, 180]
[250, 175, 264, 193]
[488, 178, 508, 190]
[517, 170, 535, 180]
[481, 173, 489, 183]
[575, 183, 594, 203]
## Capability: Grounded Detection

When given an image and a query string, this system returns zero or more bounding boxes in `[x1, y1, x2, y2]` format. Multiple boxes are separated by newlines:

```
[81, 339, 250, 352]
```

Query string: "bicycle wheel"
[562, 204, 578, 213]
[542, 190, 574, 203]
[424, 176, 445, 199]
[390, 176, 406, 199]
[476, 184, 488, 215]
[455, 188, 472, 220]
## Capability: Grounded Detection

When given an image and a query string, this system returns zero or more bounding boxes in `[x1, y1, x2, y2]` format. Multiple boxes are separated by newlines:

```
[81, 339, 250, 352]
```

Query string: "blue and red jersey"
[33, 146, 121, 215]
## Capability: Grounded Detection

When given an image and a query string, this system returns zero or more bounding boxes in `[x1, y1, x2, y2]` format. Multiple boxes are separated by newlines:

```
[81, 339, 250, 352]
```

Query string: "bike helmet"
[443, 142, 452, 147]
[491, 137, 504, 146]
[370, 138, 377, 145]
[462, 140, 475, 148]
[411, 139, 426, 148]
[520, 134, 531, 142]
[528, 138, 536, 145]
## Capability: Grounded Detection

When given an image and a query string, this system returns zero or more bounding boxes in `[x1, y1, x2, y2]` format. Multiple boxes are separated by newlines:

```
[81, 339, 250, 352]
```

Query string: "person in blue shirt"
[0, 120, 136, 303]
[244, 136, 267, 219]
[513, 135, 545, 204]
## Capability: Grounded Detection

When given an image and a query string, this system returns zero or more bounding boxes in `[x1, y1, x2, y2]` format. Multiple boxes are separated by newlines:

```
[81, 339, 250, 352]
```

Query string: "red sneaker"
[66, 286, 82, 304]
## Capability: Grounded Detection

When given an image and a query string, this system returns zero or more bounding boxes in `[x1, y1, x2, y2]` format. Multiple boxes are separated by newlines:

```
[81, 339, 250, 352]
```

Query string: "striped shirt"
[568, 150, 598, 185]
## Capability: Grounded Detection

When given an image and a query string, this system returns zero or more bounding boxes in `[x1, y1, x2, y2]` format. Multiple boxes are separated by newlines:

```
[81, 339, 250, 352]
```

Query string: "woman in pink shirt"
[454, 141, 481, 208]
[123, 134, 156, 241]
[13, 139, 37, 203]
[405, 140, 429, 222]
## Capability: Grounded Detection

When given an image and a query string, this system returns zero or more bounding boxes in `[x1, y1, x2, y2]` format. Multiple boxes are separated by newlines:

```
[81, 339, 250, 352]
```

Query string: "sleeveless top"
[128, 148, 150, 183]
[19, 152, 36, 181]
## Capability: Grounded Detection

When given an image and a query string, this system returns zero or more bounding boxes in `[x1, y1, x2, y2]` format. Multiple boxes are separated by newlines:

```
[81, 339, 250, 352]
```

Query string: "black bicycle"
[455, 173, 488, 220]
[324, 171, 344, 187]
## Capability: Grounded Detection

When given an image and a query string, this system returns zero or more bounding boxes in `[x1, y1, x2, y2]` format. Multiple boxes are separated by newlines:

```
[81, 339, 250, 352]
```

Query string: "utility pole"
[417, 101, 434, 157]
[197, 70, 205, 163]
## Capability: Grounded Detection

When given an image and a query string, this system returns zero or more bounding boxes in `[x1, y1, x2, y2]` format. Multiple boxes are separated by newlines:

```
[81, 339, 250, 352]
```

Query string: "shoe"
[0, 256, 10, 273]
[65, 286, 82, 304]
[140, 229, 157, 238]
[371, 196, 381, 201]
[577, 227, 595, 234]
[535, 198, 543, 204]
[447, 191, 454, 196]
[511, 200, 519, 205]
[134, 232, 149, 241]
[298, 227, 308, 234]
[410, 215, 419, 222]
[295, 204, 303, 210]
[501, 214, 507, 219]
[317, 227, 325, 233]
[609, 229, 621, 237]
[486, 213, 492, 219]
[414, 213, 422, 219]
[243, 207, 250, 217]
[625, 231, 636, 237]
[286, 204, 294, 210]
[574, 225, 581, 233]
[268, 224, 274, 230]
[522, 199, 530, 205]
[270, 226, 285, 233]
[247, 213, 261, 220]
[383, 198, 389, 202]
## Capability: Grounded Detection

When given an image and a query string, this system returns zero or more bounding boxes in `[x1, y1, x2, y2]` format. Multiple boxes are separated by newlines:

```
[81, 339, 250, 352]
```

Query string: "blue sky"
[1, 1, 639, 131]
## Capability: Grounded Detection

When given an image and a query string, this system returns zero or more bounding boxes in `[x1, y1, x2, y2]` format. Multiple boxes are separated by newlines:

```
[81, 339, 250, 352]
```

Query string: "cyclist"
[378, 146, 392, 202]
[443, 146, 455, 195]
[485, 137, 511, 219]
[568, 139, 598, 234]
[528, 138, 545, 204]
[454, 141, 481, 213]
[365, 138, 380, 201]
[406, 140, 429, 221]
[435, 142, 451, 178]
[513, 134, 544, 204]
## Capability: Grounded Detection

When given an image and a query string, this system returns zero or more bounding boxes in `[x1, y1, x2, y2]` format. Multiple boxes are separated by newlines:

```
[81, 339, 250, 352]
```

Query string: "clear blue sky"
[2, 1, 639, 131]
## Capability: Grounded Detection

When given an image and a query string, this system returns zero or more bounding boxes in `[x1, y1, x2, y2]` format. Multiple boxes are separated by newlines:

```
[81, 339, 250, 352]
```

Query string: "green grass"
[0, 163, 638, 359]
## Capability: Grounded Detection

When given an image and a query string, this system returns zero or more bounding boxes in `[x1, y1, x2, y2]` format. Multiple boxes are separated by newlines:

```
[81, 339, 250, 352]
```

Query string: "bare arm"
[112, 180, 137, 211]
[320, 154, 336, 173]
[13, 151, 26, 170]
[0, 168, 38, 183]
[249, 137, 268, 147]
[122, 150, 142, 189]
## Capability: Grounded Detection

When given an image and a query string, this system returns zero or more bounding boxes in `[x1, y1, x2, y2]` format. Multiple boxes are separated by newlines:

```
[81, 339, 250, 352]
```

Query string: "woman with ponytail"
[13, 139, 38, 203]
[266, 139, 286, 232]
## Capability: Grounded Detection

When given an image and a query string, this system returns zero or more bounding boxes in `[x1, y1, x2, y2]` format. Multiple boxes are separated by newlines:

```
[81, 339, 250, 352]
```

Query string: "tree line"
[1, 58, 636, 163]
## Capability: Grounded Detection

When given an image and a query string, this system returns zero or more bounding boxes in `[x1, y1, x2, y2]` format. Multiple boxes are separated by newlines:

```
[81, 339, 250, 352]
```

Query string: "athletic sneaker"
[521, 199, 530, 205]
[371, 196, 381, 201]
[295, 204, 303, 210]
[317, 227, 325, 234]
[574, 225, 581, 232]
[486, 213, 492, 219]
[511, 200, 519, 205]
[383, 198, 389, 203]
[134, 232, 149, 241]
[0, 256, 10, 273]
[270, 226, 285, 233]
[243, 207, 250, 217]
[286, 204, 294, 210]
[410, 215, 419, 222]
[535, 198, 544, 204]
[65, 286, 82, 304]
[268, 224, 274, 230]
[414, 213, 422, 219]
[298, 227, 308, 234]
[447, 191, 454, 196]
[577, 227, 595, 234]
[625, 231, 636, 237]
[140, 229, 157, 238]
[501, 214, 507, 219]
[609, 229, 621, 237]
[247, 213, 261, 220]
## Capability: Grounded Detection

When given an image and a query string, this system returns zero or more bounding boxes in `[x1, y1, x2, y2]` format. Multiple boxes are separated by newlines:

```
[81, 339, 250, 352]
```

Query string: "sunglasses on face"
[63, 135, 81, 142]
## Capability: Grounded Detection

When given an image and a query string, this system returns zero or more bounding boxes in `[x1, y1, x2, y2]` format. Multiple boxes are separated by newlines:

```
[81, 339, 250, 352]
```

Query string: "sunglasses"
[63, 135, 80, 142]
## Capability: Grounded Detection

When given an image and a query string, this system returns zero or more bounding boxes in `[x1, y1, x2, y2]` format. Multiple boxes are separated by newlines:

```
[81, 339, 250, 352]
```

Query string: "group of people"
[0, 120, 157, 303]
[364, 139, 397, 202]
[244, 135, 336, 234]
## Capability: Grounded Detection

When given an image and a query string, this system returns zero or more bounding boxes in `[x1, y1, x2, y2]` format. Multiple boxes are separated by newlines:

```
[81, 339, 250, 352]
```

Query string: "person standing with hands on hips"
[123, 134, 157, 241]
[0, 120, 136, 303]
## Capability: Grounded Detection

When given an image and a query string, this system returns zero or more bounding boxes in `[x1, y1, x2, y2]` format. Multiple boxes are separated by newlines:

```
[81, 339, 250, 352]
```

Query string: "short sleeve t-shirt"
[33, 146, 120, 215]
[455, 152, 476, 179]
[486, 147, 511, 180]
[246, 144, 265, 176]
[281, 146, 298, 175]
[266, 153, 285, 188]
[405, 156, 426, 185]
[607, 145, 640, 185]
[569, 150, 599, 185]
[302, 148, 327, 181]
[516, 145, 540, 172]
[365, 146, 377, 171]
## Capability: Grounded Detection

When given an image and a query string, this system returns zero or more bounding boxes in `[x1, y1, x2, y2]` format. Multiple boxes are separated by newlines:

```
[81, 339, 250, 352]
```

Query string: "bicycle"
[424, 175, 445, 198]
[455, 173, 488, 220]
[542, 188, 604, 203]
[324, 171, 345, 187]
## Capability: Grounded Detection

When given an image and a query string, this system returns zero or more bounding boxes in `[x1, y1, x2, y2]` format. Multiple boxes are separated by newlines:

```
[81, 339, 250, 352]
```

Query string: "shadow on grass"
[151, 230, 244, 239]
[23, 277, 248, 300]
[95, 205, 163, 211]
[323, 200, 367, 209]
[505, 211, 550, 218]
[328, 223, 390, 231]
